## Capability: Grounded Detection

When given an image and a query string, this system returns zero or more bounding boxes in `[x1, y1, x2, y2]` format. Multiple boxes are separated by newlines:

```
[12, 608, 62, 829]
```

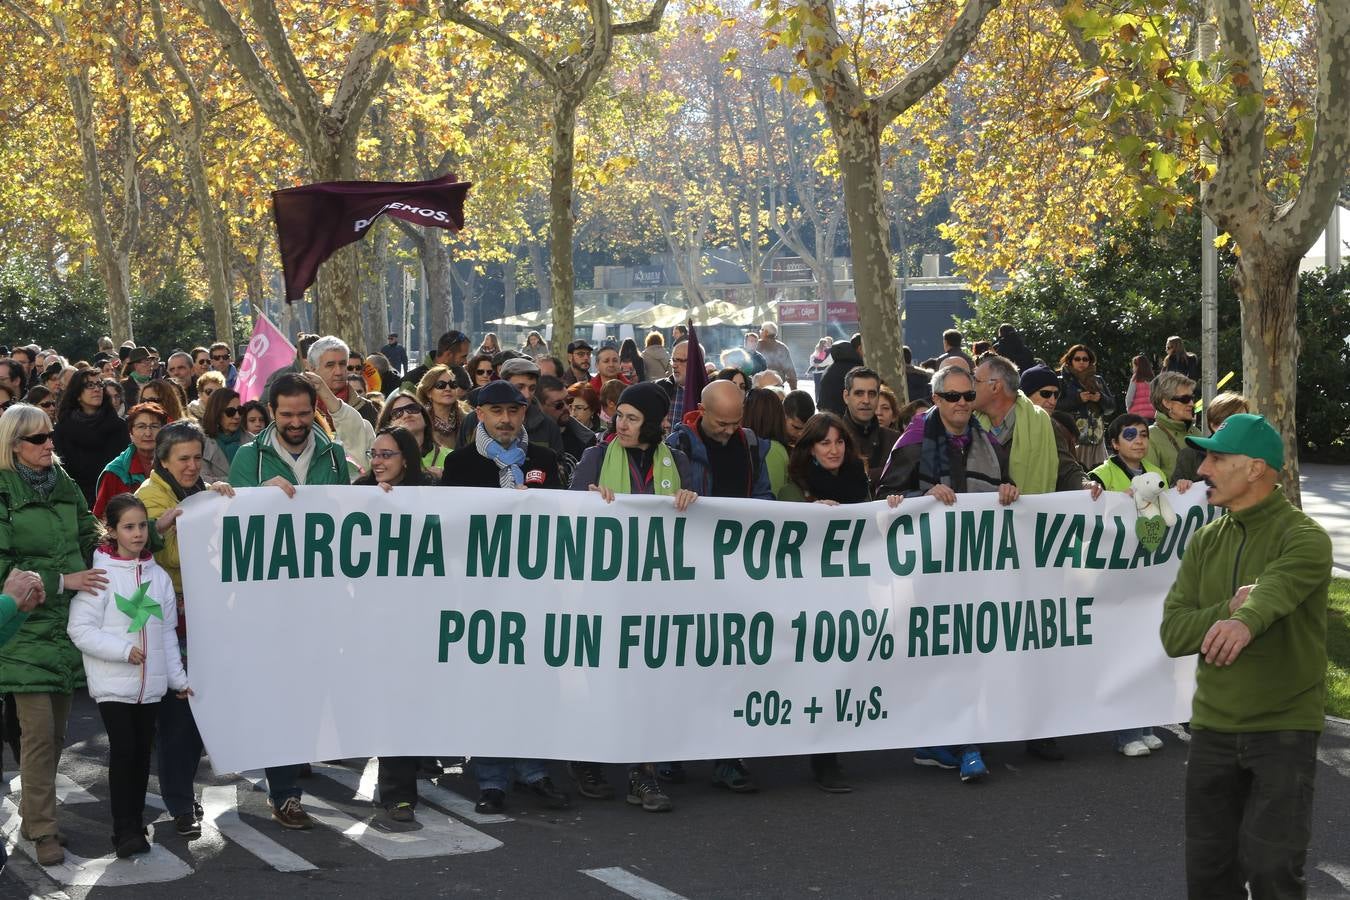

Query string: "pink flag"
[235, 314, 297, 405]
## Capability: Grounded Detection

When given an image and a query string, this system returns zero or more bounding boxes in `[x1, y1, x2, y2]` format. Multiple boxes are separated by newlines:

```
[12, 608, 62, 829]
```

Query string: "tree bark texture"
[548, 93, 579, 358]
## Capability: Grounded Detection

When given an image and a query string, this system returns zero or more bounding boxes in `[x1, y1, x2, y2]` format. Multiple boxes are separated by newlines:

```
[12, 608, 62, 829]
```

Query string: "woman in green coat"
[0, 404, 105, 867]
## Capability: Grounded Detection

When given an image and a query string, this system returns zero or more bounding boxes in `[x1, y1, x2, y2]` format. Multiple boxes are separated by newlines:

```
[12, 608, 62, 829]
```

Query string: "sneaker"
[1142, 733, 1164, 751]
[34, 834, 64, 867]
[656, 761, 686, 784]
[1026, 738, 1065, 761]
[913, 747, 961, 770]
[959, 748, 988, 783]
[626, 770, 673, 812]
[387, 802, 416, 823]
[174, 813, 202, 839]
[711, 759, 757, 793]
[569, 762, 615, 800]
[528, 776, 570, 810]
[475, 788, 506, 814]
[1118, 740, 1151, 757]
[270, 796, 315, 830]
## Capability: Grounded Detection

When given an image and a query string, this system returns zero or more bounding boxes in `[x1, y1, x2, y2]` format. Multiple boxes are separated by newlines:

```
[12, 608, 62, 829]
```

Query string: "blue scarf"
[475, 422, 527, 488]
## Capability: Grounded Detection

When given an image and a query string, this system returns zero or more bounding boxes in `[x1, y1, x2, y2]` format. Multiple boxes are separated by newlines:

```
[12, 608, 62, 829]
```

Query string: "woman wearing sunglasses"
[0, 403, 106, 866]
[1088, 414, 1193, 758]
[22, 387, 59, 426]
[199, 389, 243, 481]
[1144, 371, 1201, 478]
[1056, 344, 1115, 470]
[376, 391, 450, 479]
[466, 354, 496, 388]
[415, 365, 465, 453]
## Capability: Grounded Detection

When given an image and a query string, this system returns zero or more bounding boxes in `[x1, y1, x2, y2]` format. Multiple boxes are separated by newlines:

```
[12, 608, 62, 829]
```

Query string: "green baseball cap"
[1185, 413, 1284, 470]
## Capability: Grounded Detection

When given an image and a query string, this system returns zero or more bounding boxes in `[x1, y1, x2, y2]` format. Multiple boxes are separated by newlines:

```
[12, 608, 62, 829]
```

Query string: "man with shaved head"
[662, 378, 772, 794]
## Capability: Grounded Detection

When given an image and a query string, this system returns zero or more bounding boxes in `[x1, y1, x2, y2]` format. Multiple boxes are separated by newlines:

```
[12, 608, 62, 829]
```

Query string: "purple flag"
[272, 174, 472, 301]
[682, 321, 709, 423]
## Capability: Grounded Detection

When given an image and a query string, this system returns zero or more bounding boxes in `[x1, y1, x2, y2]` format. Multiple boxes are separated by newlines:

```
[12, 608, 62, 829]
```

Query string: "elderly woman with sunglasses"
[1088, 413, 1194, 758]
[1144, 370, 1201, 479]
[0, 403, 105, 866]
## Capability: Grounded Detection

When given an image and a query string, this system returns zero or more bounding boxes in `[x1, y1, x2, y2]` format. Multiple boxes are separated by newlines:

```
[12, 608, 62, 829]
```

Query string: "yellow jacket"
[135, 471, 184, 595]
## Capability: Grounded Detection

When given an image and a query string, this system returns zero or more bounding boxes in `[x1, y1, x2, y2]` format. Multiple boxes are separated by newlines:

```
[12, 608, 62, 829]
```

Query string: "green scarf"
[130, 371, 151, 385]
[598, 439, 680, 496]
[217, 429, 243, 461]
[977, 393, 1058, 494]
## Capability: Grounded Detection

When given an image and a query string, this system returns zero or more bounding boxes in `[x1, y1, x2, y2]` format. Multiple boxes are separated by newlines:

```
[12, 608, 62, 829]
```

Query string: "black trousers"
[98, 701, 160, 836]
[1185, 728, 1318, 900]
[377, 757, 419, 807]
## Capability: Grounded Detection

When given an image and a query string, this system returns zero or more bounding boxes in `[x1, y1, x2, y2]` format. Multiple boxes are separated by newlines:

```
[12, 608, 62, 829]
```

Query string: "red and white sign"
[777, 302, 821, 323]
[826, 301, 859, 323]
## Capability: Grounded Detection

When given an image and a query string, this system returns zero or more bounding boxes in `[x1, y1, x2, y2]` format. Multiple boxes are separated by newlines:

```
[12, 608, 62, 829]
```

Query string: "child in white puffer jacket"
[68, 494, 190, 858]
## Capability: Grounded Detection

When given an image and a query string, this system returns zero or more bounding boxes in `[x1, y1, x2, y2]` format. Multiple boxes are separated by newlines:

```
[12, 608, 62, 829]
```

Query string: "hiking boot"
[175, 813, 202, 839]
[626, 769, 673, 812]
[34, 835, 64, 867]
[913, 747, 961, 770]
[959, 748, 988, 783]
[569, 762, 615, 800]
[270, 796, 315, 830]
[475, 788, 505, 814]
[711, 759, 757, 793]
[387, 802, 416, 824]
[528, 776, 570, 810]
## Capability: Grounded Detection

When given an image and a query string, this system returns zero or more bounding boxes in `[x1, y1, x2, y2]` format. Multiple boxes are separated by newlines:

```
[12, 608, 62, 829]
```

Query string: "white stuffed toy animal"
[1131, 471, 1175, 550]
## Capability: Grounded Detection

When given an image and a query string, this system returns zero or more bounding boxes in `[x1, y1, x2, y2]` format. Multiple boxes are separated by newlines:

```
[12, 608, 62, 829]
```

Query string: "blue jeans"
[156, 692, 204, 818]
[265, 764, 303, 804]
[474, 758, 547, 793]
[1115, 727, 1155, 749]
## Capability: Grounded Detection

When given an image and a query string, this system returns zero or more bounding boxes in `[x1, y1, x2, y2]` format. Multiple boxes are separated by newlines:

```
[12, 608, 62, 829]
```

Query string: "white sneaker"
[1142, 734, 1164, 751]
[1118, 740, 1151, 757]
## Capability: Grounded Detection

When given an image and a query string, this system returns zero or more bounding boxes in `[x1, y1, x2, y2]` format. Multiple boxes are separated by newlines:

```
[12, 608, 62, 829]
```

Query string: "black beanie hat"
[1019, 363, 1059, 395]
[617, 381, 670, 427]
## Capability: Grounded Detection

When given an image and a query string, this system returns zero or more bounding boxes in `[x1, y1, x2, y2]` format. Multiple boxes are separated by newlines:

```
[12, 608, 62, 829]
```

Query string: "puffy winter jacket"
[0, 466, 99, 694]
[67, 549, 186, 704]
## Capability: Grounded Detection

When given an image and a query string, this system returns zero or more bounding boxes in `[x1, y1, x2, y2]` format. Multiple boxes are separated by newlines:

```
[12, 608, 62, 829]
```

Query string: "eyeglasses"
[936, 390, 977, 403]
[370, 449, 402, 461]
[1171, 395, 1196, 405]
[18, 432, 53, 445]
[347, 365, 361, 372]
[210, 354, 230, 362]
[132, 423, 162, 434]
[222, 407, 241, 417]
[1036, 388, 1060, 399]
[390, 405, 421, 419]
[475, 367, 493, 376]
[1120, 426, 1149, 441]
[82, 382, 104, 391]
[432, 380, 454, 391]
[1072, 356, 1091, 363]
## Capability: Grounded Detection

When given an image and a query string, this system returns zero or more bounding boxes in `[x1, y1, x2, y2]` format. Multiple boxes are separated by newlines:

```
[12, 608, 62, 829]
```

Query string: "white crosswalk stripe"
[582, 867, 690, 900]
[312, 760, 512, 826]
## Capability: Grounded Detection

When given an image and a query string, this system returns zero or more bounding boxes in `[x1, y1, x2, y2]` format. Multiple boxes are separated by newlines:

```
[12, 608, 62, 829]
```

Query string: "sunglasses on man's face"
[547, 399, 566, 410]
[1036, 388, 1059, 399]
[211, 354, 230, 362]
[936, 390, 977, 403]
[18, 432, 53, 445]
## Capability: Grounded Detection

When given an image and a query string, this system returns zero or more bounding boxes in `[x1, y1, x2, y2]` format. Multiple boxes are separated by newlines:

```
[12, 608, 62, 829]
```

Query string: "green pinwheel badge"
[115, 581, 163, 633]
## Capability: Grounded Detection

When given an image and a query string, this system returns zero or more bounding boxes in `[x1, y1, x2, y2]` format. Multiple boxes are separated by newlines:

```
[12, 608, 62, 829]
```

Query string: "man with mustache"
[1160, 414, 1331, 899]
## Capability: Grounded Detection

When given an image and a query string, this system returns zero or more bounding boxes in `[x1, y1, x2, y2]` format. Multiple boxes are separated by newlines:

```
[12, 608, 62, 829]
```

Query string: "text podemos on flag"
[177, 486, 1208, 773]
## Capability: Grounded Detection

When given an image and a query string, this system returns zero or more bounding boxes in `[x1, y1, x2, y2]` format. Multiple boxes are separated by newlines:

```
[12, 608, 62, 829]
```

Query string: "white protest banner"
[177, 487, 1208, 774]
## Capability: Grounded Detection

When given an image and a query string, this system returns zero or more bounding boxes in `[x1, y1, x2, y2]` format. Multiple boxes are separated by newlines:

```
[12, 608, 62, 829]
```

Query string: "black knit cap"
[1019, 363, 1059, 395]
[617, 381, 670, 427]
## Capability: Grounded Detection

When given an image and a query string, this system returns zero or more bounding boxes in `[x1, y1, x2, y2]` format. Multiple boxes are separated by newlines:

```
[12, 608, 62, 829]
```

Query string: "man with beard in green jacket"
[1159, 414, 1331, 900]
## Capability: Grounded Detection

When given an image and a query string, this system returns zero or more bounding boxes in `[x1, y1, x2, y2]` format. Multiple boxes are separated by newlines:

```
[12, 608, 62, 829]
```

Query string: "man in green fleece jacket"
[1159, 413, 1331, 900]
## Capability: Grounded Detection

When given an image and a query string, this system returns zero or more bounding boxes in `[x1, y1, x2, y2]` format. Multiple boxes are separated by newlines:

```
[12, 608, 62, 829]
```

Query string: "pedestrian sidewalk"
[1300, 462, 1350, 572]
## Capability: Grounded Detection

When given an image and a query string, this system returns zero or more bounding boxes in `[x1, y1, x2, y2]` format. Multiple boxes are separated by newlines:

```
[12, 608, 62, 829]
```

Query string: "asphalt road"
[2, 693, 1349, 899]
